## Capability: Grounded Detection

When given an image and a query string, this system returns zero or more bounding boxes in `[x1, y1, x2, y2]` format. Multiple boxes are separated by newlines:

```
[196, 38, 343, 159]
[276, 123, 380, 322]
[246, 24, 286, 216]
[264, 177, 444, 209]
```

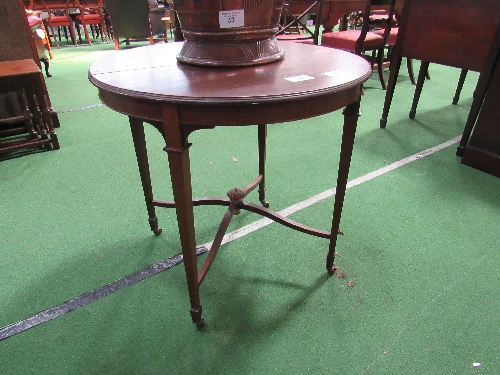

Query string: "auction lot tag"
[219, 9, 245, 28]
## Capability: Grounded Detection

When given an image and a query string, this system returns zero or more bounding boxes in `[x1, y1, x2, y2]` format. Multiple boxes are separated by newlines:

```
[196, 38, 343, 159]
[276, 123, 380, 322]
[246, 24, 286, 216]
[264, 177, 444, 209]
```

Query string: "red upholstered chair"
[73, 0, 109, 45]
[38, 0, 78, 47]
[321, 0, 397, 89]
[374, 26, 418, 85]
[369, 10, 393, 25]
[374, 25, 397, 48]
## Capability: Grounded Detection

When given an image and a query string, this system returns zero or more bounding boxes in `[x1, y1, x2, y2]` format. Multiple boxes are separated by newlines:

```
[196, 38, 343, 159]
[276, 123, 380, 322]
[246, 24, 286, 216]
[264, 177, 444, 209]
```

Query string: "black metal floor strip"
[0, 246, 208, 341]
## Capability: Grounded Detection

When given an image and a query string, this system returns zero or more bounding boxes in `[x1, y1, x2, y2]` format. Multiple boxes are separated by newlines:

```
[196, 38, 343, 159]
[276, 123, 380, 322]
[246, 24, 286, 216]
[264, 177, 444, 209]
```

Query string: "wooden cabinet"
[461, 47, 500, 178]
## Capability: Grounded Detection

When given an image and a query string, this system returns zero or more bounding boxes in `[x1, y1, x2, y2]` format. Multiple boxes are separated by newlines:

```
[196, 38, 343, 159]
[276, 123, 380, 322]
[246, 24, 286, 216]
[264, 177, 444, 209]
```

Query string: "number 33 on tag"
[219, 9, 245, 28]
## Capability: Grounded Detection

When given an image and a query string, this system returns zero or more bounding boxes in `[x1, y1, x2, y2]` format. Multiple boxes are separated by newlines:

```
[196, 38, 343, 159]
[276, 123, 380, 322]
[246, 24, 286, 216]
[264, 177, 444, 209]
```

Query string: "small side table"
[89, 42, 371, 325]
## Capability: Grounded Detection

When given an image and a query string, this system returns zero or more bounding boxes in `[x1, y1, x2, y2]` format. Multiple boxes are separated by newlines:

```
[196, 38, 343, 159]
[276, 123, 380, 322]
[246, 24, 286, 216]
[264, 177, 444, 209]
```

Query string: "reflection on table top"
[89, 42, 372, 105]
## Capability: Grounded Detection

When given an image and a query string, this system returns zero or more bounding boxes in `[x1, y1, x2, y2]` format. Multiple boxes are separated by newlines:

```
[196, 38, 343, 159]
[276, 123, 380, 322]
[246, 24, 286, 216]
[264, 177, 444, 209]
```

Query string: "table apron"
[97, 86, 362, 126]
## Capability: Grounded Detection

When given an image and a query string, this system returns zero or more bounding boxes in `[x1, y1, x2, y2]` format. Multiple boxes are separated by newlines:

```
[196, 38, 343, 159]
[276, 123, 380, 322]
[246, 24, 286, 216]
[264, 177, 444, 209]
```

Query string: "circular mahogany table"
[89, 42, 371, 325]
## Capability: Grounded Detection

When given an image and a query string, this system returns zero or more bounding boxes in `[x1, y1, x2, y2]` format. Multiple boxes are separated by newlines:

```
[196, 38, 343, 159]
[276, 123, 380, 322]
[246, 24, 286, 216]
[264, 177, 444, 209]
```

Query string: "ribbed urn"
[174, 0, 285, 67]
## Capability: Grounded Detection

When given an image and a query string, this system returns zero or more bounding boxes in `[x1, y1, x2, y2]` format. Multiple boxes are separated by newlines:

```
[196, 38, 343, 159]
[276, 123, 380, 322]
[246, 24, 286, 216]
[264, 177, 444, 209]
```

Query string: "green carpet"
[1, 37, 499, 375]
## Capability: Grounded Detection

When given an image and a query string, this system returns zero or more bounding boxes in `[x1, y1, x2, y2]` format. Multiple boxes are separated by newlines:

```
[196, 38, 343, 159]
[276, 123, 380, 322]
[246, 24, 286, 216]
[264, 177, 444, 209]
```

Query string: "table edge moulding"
[88, 41, 371, 326]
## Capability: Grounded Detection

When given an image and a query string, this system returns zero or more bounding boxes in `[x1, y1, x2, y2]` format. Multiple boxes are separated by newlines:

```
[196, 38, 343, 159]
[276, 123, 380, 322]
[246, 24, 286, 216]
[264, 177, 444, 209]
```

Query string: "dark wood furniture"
[374, 27, 417, 86]
[0, 0, 60, 155]
[456, 23, 500, 158]
[1, 0, 40, 64]
[460, 24, 500, 178]
[380, 0, 500, 128]
[89, 42, 371, 325]
[0, 60, 60, 154]
[461, 62, 500, 178]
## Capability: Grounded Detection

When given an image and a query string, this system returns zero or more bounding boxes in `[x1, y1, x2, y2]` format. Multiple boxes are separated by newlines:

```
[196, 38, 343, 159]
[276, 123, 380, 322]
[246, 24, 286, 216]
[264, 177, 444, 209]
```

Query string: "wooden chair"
[363, 8, 420, 86]
[278, 1, 308, 37]
[321, 0, 397, 89]
[105, 0, 165, 50]
[348, 9, 395, 30]
[73, 0, 109, 45]
[37, 0, 78, 47]
[374, 26, 418, 86]
[277, 0, 324, 45]
[408, 63, 469, 119]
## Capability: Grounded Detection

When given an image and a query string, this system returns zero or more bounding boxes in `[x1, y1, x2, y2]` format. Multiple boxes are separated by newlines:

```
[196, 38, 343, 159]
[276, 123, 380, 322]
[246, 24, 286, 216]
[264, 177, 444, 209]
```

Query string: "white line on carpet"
[201, 135, 462, 250]
[58, 103, 104, 113]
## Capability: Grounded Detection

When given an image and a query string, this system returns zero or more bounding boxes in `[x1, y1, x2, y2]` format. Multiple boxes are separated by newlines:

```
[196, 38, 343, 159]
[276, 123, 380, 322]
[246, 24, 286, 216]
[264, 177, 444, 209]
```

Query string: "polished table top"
[89, 42, 371, 116]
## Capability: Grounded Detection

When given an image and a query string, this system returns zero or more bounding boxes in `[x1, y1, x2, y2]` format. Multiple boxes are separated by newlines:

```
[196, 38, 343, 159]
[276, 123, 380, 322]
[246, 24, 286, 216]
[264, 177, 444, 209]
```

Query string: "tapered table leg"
[129, 117, 162, 235]
[326, 100, 360, 273]
[258, 124, 269, 208]
[161, 103, 203, 325]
